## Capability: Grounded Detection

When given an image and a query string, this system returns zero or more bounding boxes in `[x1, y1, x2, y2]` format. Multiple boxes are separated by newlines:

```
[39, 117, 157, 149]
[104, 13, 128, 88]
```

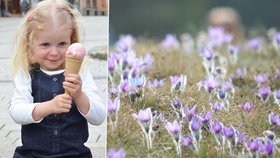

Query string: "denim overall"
[13, 68, 92, 158]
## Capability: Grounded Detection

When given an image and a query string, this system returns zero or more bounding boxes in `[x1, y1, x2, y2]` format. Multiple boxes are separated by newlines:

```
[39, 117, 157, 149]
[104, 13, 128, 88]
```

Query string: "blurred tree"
[110, 0, 280, 41]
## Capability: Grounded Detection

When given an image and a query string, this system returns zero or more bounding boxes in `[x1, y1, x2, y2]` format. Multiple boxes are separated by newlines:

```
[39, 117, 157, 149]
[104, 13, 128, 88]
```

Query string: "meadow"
[107, 28, 280, 158]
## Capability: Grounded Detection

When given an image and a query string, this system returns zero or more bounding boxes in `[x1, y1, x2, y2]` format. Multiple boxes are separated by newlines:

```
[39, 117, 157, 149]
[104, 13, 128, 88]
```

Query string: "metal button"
[53, 93, 57, 97]
[54, 114, 57, 117]
[53, 130, 59, 136]
[53, 78, 57, 81]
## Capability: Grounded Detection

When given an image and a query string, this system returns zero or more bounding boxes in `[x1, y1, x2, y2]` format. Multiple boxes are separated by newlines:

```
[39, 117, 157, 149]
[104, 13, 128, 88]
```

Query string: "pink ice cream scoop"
[66, 43, 86, 60]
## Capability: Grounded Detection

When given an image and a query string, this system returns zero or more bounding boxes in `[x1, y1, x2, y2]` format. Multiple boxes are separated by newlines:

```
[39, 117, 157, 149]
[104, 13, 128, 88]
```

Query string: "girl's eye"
[40, 43, 49, 47]
[59, 42, 68, 47]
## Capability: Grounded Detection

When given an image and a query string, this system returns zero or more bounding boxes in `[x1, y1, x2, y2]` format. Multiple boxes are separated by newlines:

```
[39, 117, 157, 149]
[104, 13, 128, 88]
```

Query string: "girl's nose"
[50, 47, 59, 55]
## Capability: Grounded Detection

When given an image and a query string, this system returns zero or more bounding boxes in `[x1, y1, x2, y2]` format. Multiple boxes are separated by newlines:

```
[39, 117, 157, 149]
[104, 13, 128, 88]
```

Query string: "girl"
[10, 0, 106, 157]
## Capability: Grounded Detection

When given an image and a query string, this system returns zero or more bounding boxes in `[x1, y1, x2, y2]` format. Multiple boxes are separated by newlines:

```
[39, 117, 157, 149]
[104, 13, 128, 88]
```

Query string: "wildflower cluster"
[107, 27, 280, 157]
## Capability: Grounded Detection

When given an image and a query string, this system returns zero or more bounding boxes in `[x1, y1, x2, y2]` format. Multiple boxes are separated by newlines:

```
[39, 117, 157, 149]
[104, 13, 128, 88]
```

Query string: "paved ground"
[0, 16, 108, 158]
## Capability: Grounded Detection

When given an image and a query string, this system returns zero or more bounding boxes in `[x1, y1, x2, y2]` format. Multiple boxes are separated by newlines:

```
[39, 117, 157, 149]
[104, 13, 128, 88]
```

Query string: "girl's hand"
[51, 93, 72, 114]
[63, 73, 90, 115]
[32, 94, 72, 121]
[63, 73, 83, 99]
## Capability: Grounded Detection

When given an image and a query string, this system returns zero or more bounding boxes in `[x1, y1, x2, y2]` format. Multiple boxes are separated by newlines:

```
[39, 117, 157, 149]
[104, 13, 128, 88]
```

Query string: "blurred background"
[110, 0, 280, 42]
[1, 0, 108, 17]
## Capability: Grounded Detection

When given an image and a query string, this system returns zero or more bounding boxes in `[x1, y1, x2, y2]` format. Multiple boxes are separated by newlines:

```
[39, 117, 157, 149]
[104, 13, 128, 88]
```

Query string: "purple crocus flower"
[182, 135, 193, 148]
[107, 97, 120, 128]
[107, 97, 120, 114]
[116, 41, 129, 53]
[158, 79, 164, 87]
[236, 68, 247, 79]
[210, 120, 223, 134]
[141, 53, 153, 73]
[171, 98, 184, 121]
[170, 75, 187, 93]
[119, 79, 131, 93]
[184, 104, 197, 121]
[166, 120, 182, 136]
[172, 98, 182, 109]
[274, 69, 280, 80]
[198, 111, 212, 125]
[246, 38, 263, 52]
[108, 86, 120, 98]
[122, 71, 129, 81]
[120, 50, 137, 70]
[237, 132, 246, 144]
[148, 78, 164, 89]
[130, 75, 146, 91]
[269, 112, 280, 126]
[117, 34, 136, 51]
[259, 138, 274, 156]
[189, 117, 202, 153]
[255, 74, 269, 85]
[223, 125, 235, 139]
[246, 139, 260, 158]
[148, 79, 164, 88]
[273, 90, 280, 106]
[217, 89, 227, 100]
[272, 33, 280, 55]
[207, 27, 233, 48]
[222, 80, 234, 91]
[246, 139, 259, 152]
[275, 33, 280, 45]
[166, 120, 182, 155]
[130, 65, 139, 79]
[170, 75, 178, 86]
[136, 108, 151, 124]
[108, 148, 125, 158]
[201, 47, 214, 61]
[148, 79, 158, 89]
[133, 108, 153, 149]
[210, 120, 224, 148]
[273, 90, 280, 99]
[223, 125, 237, 154]
[161, 34, 180, 49]
[221, 80, 235, 97]
[241, 101, 254, 112]
[108, 56, 117, 72]
[257, 87, 271, 103]
[263, 130, 276, 140]
[204, 76, 219, 93]
[190, 117, 202, 132]
[211, 102, 222, 112]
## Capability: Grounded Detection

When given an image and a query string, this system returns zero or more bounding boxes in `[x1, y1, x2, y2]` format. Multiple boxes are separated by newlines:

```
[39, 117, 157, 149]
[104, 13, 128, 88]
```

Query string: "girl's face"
[32, 25, 72, 71]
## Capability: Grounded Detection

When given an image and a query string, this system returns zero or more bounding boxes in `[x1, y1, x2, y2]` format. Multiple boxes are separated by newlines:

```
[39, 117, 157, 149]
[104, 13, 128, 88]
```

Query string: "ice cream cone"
[65, 57, 83, 75]
[64, 43, 86, 94]
[64, 57, 83, 94]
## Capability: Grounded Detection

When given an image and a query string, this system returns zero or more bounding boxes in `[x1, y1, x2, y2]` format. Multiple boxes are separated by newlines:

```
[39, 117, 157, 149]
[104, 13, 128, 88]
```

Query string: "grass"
[107, 37, 280, 157]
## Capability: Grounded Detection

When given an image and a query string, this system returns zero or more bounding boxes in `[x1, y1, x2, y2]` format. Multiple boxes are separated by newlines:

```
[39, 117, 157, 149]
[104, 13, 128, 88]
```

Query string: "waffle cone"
[64, 57, 83, 94]
[65, 57, 83, 75]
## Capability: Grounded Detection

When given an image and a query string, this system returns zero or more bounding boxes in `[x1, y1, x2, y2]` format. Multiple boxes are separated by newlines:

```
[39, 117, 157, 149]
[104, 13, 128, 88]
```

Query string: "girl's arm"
[10, 71, 41, 125]
[10, 71, 72, 124]
[64, 69, 106, 125]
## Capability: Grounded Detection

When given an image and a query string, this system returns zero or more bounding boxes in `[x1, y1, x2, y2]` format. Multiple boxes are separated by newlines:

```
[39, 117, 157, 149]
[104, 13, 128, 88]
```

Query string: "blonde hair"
[12, 0, 84, 76]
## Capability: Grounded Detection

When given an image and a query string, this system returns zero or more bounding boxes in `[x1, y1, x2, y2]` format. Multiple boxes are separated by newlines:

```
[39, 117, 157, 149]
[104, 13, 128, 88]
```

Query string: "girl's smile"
[32, 25, 72, 71]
